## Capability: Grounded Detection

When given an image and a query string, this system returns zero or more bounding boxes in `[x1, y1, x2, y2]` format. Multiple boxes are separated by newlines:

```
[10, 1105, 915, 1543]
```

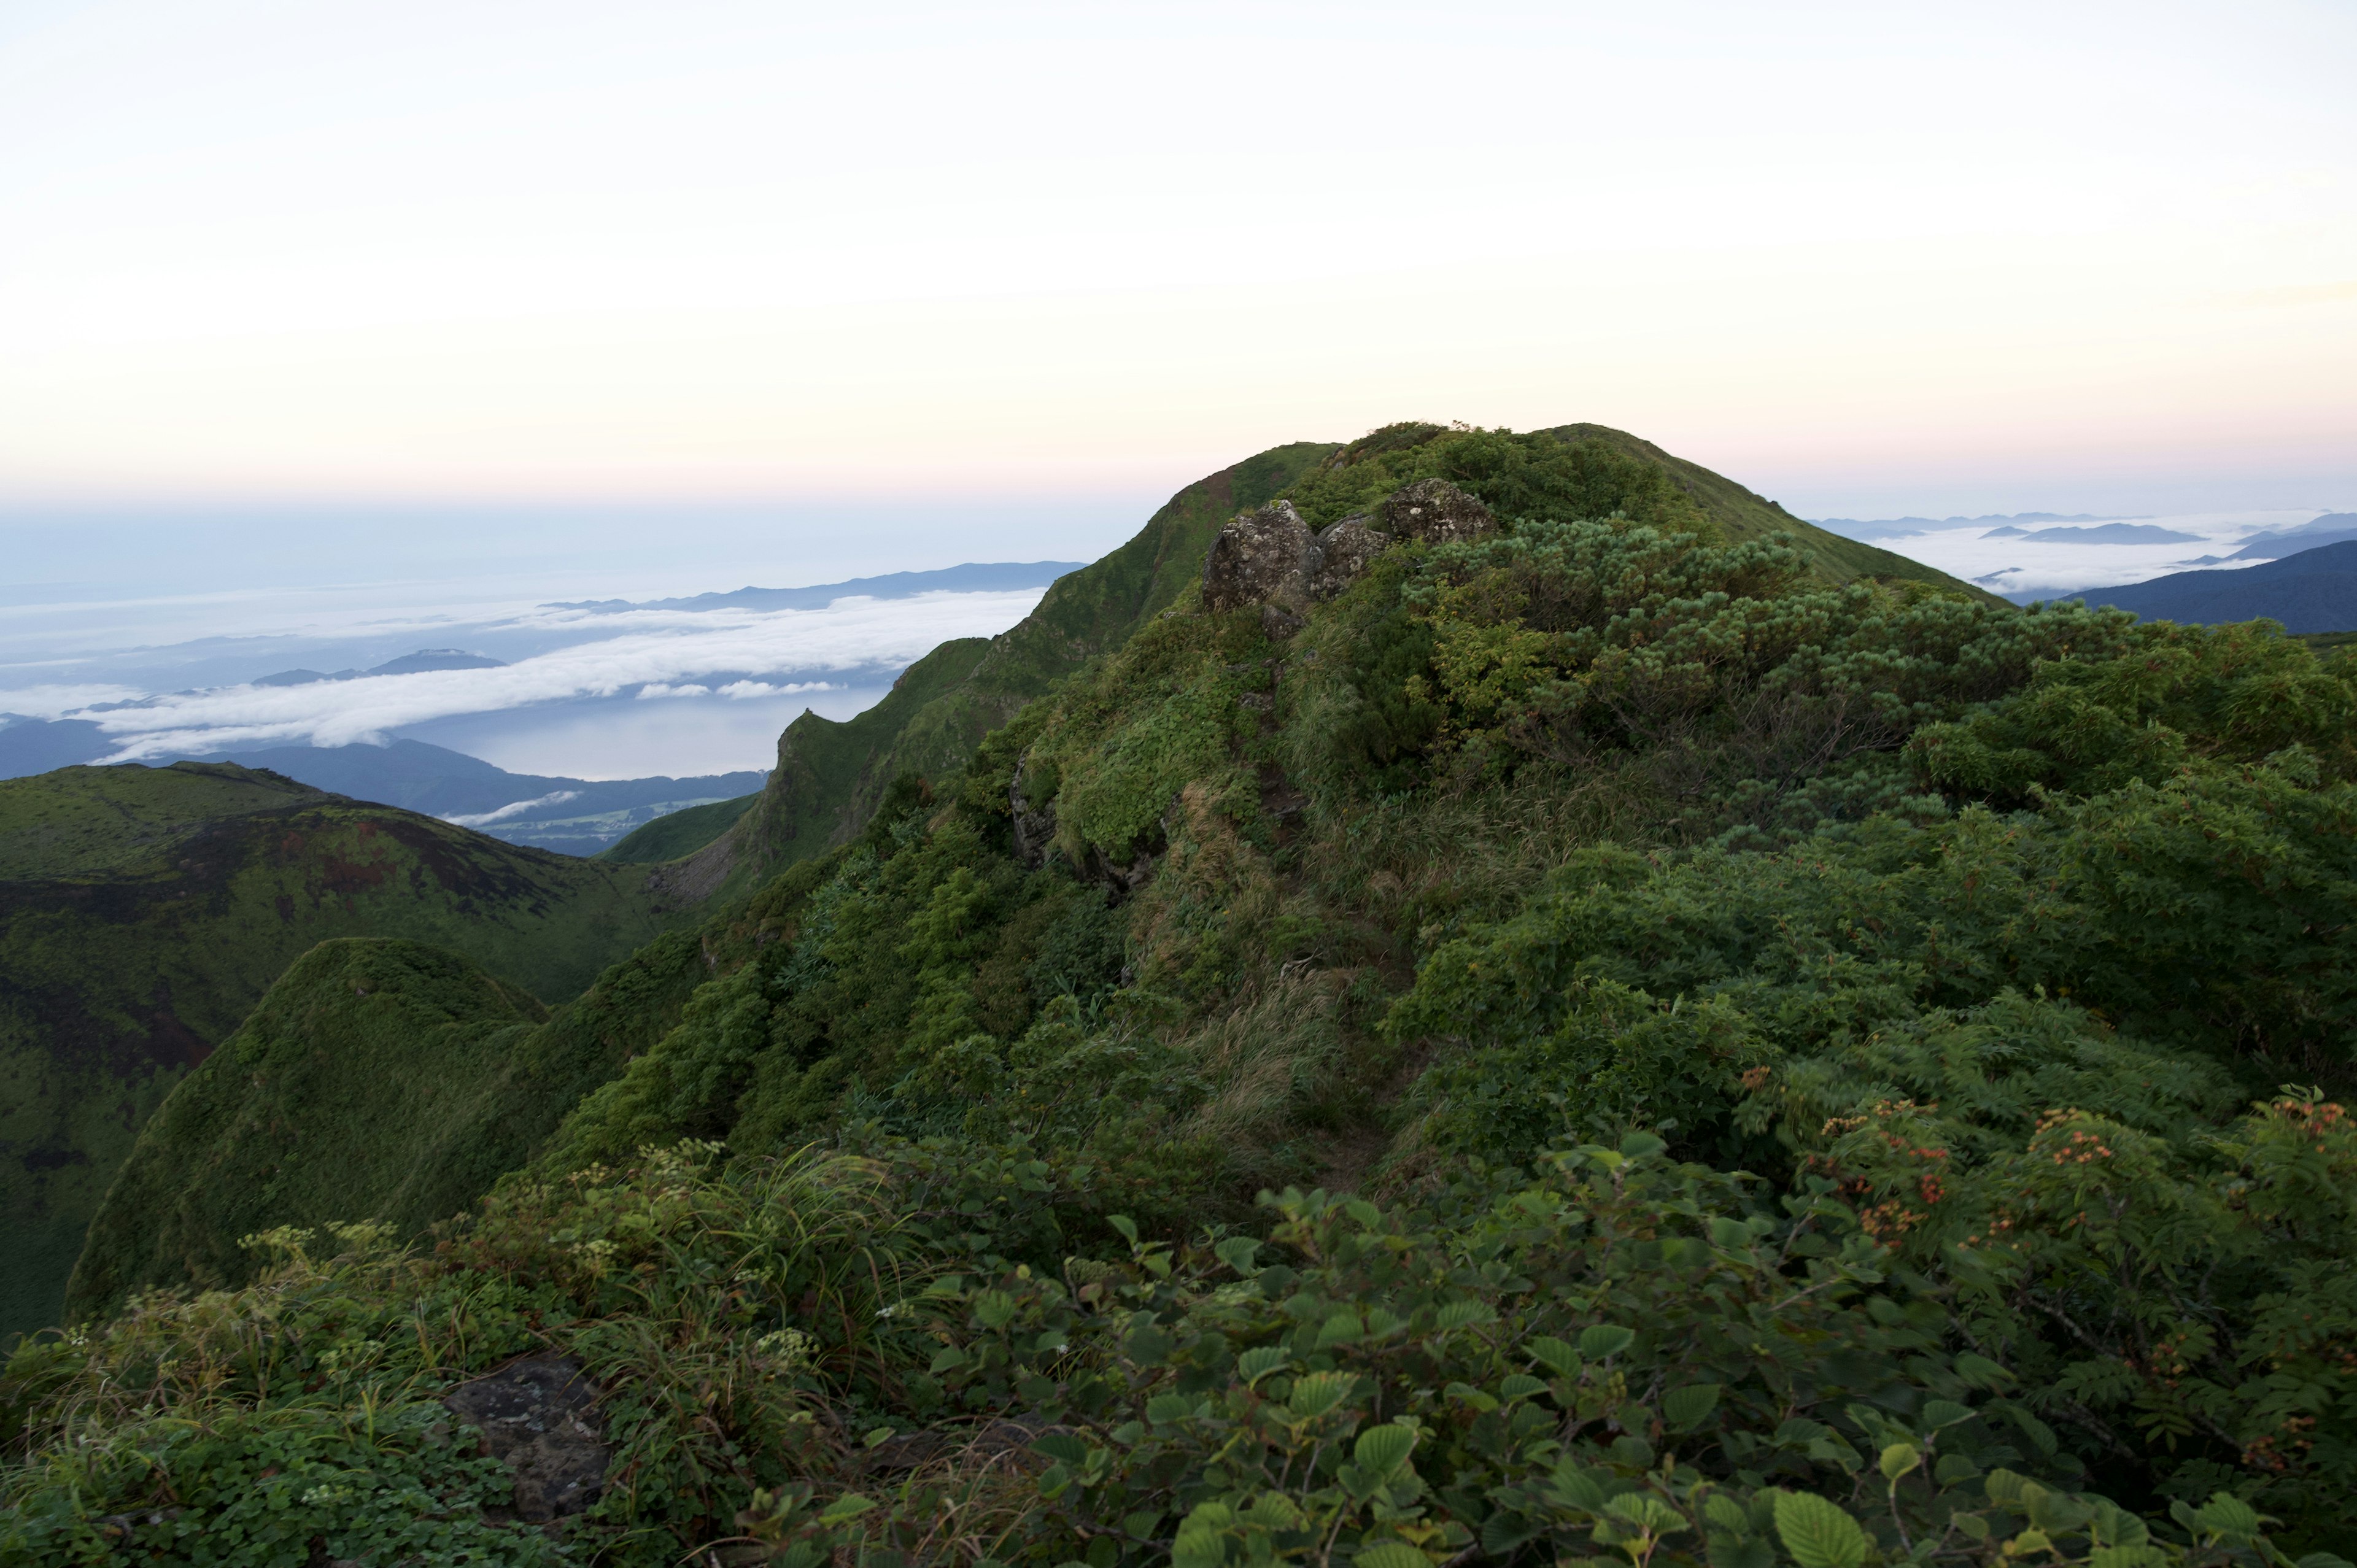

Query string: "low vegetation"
[0, 762, 675, 1345]
[7, 425, 2354, 1566]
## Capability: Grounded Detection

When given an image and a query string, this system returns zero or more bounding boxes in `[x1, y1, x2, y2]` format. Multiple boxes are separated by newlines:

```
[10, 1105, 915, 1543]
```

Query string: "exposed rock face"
[1373, 478, 1495, 544]
[1201, 482, 1492, 633]
[443, 1355, 609, 1523]
[1008, 754, 1056, 869]
[1306, 516, 1390, 600]
[1201, 500, 1314, 614]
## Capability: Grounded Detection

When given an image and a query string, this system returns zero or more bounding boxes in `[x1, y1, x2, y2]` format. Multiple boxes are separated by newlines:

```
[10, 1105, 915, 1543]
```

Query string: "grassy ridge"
[597, 792, 761, 863]
[0, 762, 671, 1343]
[674, 442, 1343, 897]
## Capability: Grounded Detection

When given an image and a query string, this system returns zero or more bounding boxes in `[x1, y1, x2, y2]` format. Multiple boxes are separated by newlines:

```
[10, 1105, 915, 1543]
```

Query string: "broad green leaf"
[1707, 1216, 1753, 1249]
[1316, 1311, 1365, 1348]
[1606, 1493, 1689, 1534]
[1500, 1373, 1549, 1402]
[1353, 1423, 1416, 1475]
[1527, 1335, 1582, 1377]
[1433, 1299, 1497, 1331]
[1288, 1370, 1357, 1419]
[1244, 1494, 1306, 1530]
[2193, 1493, 2262, 1540]
[1878, 1442, 1921, 1481]
[1031, 1432, 1088, 1464]
[1355, 1544, 1430, 1568]
[1579, 1324, 1635, 1359]
[1662, 1382, 1720, 1427]
[1702, 1494, 1750, 1531]
[1237, 1346, 1291, 1385]
[1772, 1491, 1868, 1568]
[1214, 1237, 1260, 1275]
[1952, 1353, 2014, 1389]
[1919, 1398, 1973, 1429]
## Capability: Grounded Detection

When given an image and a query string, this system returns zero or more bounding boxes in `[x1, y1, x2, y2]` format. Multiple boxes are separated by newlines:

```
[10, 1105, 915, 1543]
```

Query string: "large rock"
[443, 1354, 610, 1523]
[1307, 516, 1390, 600]
[1202, 500, 1314, 614]
[1373, 478, 1494, 544]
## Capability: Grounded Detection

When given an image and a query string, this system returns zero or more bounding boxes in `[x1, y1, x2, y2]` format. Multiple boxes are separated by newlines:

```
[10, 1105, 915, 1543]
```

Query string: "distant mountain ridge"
[1992, 523, 2203, 545]
[2058, 538, 2357, 633]
[1815, 511, 2130, 541]
[2224, 512, 2357, 562]
[0, 732, 764, 854]
[546, 560, 1086, 614]
[252, 648, 506, 686]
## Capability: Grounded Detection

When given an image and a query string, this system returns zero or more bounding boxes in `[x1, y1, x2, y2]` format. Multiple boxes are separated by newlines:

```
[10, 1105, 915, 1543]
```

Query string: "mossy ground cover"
[0, 762, 674, 1343]
[10, 428, 2353, 1565]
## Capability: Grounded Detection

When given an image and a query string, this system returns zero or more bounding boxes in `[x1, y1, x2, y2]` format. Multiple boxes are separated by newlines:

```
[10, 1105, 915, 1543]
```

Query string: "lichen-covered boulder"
[1202, 500, 1314, 613]
[1307, 516, 1390, 600]
[1373, 478, 1494, 544]
[442, 1354, 608, 1523]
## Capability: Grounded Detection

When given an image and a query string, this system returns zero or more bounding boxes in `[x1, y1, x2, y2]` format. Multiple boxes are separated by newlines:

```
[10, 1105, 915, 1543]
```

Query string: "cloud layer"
[72, 589, 1045, 760]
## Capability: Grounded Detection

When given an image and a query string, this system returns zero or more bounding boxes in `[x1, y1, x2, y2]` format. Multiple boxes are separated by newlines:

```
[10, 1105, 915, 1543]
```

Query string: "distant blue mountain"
[251, 649, 508, 686]
[2224, 513, 2357, 562]
[2055, 539, 2357, 633]
[2018, 523, 2204, 545]
[0, 732, 763, 853]
[1813, 512, 2126, 541]
[548, 560, 1085, 614]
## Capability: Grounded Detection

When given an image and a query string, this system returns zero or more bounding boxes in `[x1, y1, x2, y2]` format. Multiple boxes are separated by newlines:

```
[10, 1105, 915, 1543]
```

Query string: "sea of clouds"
[1815, 508, 2332, 599]
[0, 584, 1048, 777]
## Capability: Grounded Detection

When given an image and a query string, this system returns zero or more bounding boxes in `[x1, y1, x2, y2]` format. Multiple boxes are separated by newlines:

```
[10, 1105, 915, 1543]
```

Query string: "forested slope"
[17, 427, 2348, 1566]
[0, 762, 670, 1342]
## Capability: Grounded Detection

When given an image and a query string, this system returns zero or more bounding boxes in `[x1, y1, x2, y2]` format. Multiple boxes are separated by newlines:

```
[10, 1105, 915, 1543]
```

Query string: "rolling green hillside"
[657, 425, 1983, 901]
[0, 762, 671, 1343]
[597, 790, 761, 863]
[21, 433, 2357, 1564]
[656, 440, 1342, 903]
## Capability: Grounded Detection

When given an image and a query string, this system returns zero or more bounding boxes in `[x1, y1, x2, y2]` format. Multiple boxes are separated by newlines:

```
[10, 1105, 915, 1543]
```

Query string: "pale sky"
[2, 0, 2353, 520]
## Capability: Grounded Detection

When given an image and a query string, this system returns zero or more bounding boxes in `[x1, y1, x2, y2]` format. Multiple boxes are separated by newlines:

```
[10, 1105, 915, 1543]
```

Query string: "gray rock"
[1202, 500, 1314, 614]
[1009, 752, 1056, 868]
[443, 1354, 609, 1523]
[1373, 478, 1494, 544]
[1307, 516, 1390, 600]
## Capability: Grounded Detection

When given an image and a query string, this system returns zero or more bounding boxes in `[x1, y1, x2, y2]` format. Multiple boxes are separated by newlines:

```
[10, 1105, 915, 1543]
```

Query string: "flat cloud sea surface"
[1831, 508, 2331, 598]
[0, 584, 1048, 778]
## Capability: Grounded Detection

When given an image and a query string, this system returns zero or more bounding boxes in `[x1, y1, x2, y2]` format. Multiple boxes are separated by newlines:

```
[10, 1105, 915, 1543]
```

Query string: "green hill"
[653, 424, 1981, 901]
[30, 428, 2345, 1562]
[0, 762, 671, 1342]
[596, 791, 760, 862]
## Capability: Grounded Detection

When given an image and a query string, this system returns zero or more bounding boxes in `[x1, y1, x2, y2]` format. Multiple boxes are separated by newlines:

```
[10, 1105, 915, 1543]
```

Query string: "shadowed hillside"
[0, 762, 672, 1342]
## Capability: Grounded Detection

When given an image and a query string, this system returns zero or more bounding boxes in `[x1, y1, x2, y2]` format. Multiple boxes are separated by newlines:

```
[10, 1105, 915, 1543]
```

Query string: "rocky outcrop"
[1306, 516, 1390, 600]
[1373, 478, 1494, 544]
[1202, 500, 1315, 614]
[443, 1355, 610, 1523]
[1201, 481, 1495, 633]
[1008, 754, 1056, 869]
